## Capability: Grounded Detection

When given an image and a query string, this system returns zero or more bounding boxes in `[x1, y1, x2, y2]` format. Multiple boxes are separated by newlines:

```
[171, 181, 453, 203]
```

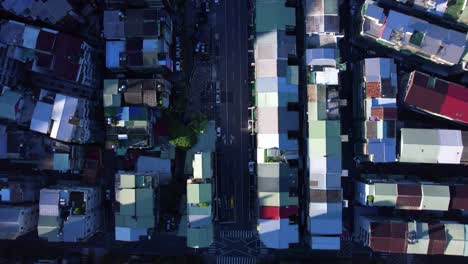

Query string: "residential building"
[104, 9, 173, 72]
[38, 185, 101, 242]
[255, 0, 300, 249]
[0, 176, 41, 203]
[356, 180, 450, 211]
[305, 0, 342, 36]
[0, 125, 86, 172]
[392, 0, 468, 26]
[187, 152, 213, 248]
[0, 43, 25, 87]
[404, 71, 468, 125]
[305, 43, 343, 250]
[104, 106, 154, 155]
[0, 205, 38, 240]
[360, 58, 398, 163]
[0, 0, 83, 28]
[114, 172, 158, 241]
[361, 2, 467, 66]
[355, 215, 468, 256]
[29, 89, 103, 144]
[399, 128, 468, 164]
[0, 20, 100, 89]
[136, 156, 172, 185]
[104, 78, 172, 108]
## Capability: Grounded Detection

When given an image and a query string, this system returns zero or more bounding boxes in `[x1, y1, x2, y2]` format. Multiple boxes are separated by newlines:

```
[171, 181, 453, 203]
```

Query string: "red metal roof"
[396, 184, 422, 208]
[370, 222, 408, 253]
[440, 83, 468, 124]
[260, 206, 280, 220]
[280, 206, 298, 218]
[36, 30, 56, 52]
[260, 206, 298, 220]
[405, 71, 468, 124]
[428, 224, 447, 255]
[371, 107, 397, 120]
[404, 72, 445, 114]
[450, 185, 468, 210]
[52, 34, 82, 82]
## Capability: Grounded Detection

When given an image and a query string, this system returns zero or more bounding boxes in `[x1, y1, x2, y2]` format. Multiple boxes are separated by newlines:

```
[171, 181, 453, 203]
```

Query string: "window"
[287, 130, 299, 139]
[287, 102, 300, 111]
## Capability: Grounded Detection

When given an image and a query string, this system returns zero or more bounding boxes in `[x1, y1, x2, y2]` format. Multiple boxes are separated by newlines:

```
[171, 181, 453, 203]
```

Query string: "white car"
[175, 61, 181, 72]
[216, 93, 221, 104]
[216, 127, 221, 137]
[206, 2, 210, 12]
[214, 0, 219, 4]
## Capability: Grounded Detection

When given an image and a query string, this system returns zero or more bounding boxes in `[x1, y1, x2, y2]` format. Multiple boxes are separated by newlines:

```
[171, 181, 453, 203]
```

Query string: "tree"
[166, 112, 197, 149]
[169, 135, 196, 149]
[188, 113, 208, 134]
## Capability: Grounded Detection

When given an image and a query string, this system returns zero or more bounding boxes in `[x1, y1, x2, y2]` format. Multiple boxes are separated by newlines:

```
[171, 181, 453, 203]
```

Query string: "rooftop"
[404, 71, 468, 124]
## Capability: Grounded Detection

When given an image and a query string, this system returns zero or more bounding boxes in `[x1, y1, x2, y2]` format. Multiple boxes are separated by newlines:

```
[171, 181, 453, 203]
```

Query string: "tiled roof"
[366, 82, 382, 98]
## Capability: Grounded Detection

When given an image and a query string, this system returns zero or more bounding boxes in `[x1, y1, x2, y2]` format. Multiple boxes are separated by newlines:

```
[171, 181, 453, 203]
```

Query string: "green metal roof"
[53, 153, 70, 172]
[115, 214, 154, 228]
[187, 225, 214, 248]
[136, 189, 153, 216]
[287, 66, 299, 85]
[188, 204, 212, 216]
[0, 90, 21, 121]
[187, 183, 212, 204]
[255, 0, 296, 33]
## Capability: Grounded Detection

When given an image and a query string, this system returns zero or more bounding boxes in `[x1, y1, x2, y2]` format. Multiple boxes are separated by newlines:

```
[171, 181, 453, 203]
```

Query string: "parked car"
[214, 0, 219, 4]
[205, 1, 210, 12]
[175, 61, 182, 72]
[248, 161, 255, 174]
[216, 127, 221, 137]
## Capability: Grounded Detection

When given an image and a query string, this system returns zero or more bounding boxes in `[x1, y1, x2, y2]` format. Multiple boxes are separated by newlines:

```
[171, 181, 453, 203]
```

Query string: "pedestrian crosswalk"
[216, 256, 256, 264]
[220, 230, 255, 239]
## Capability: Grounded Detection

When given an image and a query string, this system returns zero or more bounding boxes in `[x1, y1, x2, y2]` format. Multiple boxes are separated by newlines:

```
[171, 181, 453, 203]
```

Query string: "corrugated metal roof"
[30, 101, 53, 135]
[407, 222, 429, 254]
[370, 222, 408, 253]
[192, 152, 212, 179]
[450, 185, 468, 210]
[187, 225, 213, 248]
[405, 71, 468, 125]
[255, 0, 295, 33]
[0, 91, 21, 121]
[373, 183, 397, 207]
[396, 184, 422, 209]
[187, 183, 212, 204]
[308, 202, 342, 235]
[445, 224, 465, 256]
[421, 185, 450, 211]
[400, 128, 441, 163]
[428, 223, 447, 255]
[39, 189, 59, 216]
[258, 218, 298, 249]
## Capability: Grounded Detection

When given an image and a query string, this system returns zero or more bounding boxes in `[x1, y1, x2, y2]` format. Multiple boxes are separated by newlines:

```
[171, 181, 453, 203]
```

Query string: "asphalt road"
[215, 0, 251, 228]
